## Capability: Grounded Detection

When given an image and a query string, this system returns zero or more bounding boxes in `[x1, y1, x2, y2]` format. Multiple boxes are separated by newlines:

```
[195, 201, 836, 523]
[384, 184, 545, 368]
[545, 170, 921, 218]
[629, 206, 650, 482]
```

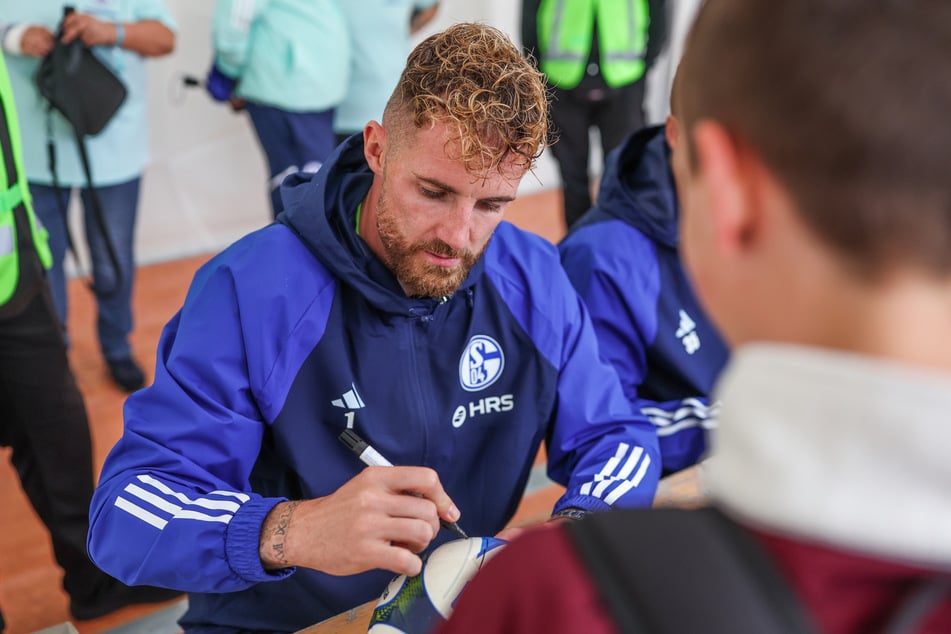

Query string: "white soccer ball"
[368, 536, 507, 633]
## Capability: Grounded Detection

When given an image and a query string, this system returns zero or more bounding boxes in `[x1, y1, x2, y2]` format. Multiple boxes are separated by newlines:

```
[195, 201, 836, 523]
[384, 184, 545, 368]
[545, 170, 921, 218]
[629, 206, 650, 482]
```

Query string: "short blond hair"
[384, 22, 549, 175]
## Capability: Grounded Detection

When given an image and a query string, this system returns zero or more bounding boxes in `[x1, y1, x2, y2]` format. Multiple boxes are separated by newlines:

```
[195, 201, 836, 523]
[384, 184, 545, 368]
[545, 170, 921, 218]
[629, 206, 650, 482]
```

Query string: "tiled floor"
[0, 188, 568, 634]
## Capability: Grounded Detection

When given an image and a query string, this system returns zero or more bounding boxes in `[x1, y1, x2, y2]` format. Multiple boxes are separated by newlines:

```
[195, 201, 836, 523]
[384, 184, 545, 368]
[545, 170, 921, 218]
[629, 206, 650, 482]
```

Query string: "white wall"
[116, 0, 697, 267]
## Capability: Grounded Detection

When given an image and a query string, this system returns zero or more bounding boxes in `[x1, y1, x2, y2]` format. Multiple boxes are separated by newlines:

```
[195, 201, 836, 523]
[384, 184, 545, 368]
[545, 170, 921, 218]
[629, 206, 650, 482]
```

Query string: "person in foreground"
[440, 1, 951, 632]
[87, 22, 661, 633]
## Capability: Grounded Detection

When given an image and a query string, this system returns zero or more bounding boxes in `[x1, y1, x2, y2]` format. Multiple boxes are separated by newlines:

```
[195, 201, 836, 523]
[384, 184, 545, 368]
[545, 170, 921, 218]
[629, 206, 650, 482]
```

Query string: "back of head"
[678, 0, 951, 280]
[383, 22, 549, 177]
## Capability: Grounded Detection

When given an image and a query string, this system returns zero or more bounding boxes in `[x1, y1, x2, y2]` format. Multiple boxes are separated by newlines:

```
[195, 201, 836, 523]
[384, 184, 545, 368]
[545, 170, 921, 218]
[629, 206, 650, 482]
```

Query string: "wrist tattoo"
[552, 507, 589, 522]
[261, 501, 300, 569]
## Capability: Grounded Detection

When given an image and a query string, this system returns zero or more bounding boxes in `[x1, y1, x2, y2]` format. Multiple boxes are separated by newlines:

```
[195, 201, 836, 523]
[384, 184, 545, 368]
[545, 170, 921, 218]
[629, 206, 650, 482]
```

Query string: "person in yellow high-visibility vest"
[0, 51, 179, 627]
[522, 0, 667, 228]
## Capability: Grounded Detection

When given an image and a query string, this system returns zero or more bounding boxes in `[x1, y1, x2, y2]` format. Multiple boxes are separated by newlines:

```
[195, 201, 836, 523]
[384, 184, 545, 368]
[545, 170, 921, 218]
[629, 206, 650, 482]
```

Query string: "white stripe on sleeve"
[137, 474, 242, 512]
[604, 454, 652, 505]
[115, 496, 168, 529]
[592, 447, 643, 498]
[580, 442, 630, 496]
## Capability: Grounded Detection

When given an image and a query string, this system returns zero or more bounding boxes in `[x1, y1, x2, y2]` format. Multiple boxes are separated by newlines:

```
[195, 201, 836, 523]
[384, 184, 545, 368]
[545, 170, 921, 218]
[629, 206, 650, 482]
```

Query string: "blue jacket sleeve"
[639, 396, 719, 473]
[569, 246, 718, 471]
[560, 222, 723, 473]
[488, 226, 661, 512]
[87, 244, 298, 592]
[546, 284, 662, 512]
[559, 223, 659, 405]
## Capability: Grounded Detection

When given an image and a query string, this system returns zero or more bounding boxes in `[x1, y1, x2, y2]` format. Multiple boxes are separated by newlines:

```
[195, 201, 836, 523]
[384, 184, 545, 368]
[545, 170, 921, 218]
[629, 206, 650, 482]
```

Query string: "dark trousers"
[549, 79, 647, 229]
[0, 285, 109, 604]
[30, 178, 142, 362]
[245, 103, 336, 218]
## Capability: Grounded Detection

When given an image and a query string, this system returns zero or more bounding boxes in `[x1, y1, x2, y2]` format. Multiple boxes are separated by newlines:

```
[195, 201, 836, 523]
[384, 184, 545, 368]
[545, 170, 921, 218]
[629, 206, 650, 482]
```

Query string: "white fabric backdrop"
[63, 0, 699, 268]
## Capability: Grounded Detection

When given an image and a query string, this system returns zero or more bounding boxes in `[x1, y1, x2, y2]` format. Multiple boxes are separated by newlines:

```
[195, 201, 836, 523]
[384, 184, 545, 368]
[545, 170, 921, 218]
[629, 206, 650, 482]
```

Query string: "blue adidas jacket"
[559, 126, 729, 475]
[87, 136, 661, 632]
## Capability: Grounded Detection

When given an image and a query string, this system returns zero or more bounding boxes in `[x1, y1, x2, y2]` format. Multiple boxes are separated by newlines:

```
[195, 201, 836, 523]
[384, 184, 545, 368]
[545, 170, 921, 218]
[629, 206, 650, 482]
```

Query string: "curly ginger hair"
[383, 22, 549, 177]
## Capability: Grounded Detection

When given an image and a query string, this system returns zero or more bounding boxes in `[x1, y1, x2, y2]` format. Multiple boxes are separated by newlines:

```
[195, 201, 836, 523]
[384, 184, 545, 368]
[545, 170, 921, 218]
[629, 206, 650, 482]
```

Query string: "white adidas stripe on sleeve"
[580, 442, 650, 504]
[643, 399, 721, 436]
[113, 475, 248, 530]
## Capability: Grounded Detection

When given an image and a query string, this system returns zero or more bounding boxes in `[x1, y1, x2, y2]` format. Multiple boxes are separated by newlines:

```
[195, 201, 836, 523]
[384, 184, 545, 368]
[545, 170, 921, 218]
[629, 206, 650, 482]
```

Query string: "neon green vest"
[538, 0, 650, 89]
[0, 53, 52, 308]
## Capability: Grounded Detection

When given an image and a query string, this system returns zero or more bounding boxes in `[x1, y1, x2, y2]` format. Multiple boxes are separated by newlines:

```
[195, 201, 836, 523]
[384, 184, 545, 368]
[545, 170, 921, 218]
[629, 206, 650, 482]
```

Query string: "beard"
[376, 190, 488, 298]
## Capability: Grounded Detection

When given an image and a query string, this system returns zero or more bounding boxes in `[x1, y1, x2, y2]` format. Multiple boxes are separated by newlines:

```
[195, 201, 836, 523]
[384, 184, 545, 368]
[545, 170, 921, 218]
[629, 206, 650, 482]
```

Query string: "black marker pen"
[339, 428, 469, 540]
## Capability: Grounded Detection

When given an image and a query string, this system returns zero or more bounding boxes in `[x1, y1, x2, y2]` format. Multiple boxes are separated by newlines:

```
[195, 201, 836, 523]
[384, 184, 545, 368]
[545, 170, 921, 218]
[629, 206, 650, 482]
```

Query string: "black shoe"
[107, 356, 146, 392]
[70, 583, 183, 621]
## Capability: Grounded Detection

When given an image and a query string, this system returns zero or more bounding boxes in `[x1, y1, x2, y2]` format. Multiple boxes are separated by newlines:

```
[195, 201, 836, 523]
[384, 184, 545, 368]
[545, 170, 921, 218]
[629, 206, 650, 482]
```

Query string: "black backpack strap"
[565, 507, 818, 634]
[883, 578, 951, 634]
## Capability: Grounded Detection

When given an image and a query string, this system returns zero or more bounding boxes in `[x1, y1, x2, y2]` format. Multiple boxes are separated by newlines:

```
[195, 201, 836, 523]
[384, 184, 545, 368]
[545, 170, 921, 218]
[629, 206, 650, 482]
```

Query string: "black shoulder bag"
[33, 5, 127, 297]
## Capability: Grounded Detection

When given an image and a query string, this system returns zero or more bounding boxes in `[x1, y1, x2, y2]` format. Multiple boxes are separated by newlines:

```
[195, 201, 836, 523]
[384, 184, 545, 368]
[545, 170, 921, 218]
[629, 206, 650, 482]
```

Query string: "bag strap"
[71, 117, 122, 298]
[565, 507, 818, 634]
[44, 106, 122, 299]
[883, 577, 951, 634]
[45, 108, 83, 274]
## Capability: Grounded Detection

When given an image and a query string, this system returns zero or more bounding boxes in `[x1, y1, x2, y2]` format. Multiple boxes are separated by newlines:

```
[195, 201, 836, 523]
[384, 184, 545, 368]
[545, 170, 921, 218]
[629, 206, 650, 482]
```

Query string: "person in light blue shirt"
[334, 0, 440, 145]
[0, 0, 177, 393]
[207, 0, 350, 218]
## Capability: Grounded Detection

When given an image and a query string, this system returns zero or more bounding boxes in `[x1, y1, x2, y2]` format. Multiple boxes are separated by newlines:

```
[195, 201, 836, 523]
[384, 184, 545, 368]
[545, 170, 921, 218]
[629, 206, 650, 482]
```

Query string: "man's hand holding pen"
[339, 429, 468, 540]
[258, 466, 461, 578]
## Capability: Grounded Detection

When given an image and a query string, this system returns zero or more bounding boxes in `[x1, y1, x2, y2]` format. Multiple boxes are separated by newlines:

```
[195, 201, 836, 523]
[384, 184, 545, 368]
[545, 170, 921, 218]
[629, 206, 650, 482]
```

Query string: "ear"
[691, 121, 761, 255]
[363, 121, 387, 175]
[664, 115, 679, 151]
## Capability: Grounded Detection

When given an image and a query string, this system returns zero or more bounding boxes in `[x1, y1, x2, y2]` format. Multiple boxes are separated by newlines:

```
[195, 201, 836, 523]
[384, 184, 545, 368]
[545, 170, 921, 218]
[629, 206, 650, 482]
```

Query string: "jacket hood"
[581, 125, 680, 249]
[277, 135, 483, 315]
